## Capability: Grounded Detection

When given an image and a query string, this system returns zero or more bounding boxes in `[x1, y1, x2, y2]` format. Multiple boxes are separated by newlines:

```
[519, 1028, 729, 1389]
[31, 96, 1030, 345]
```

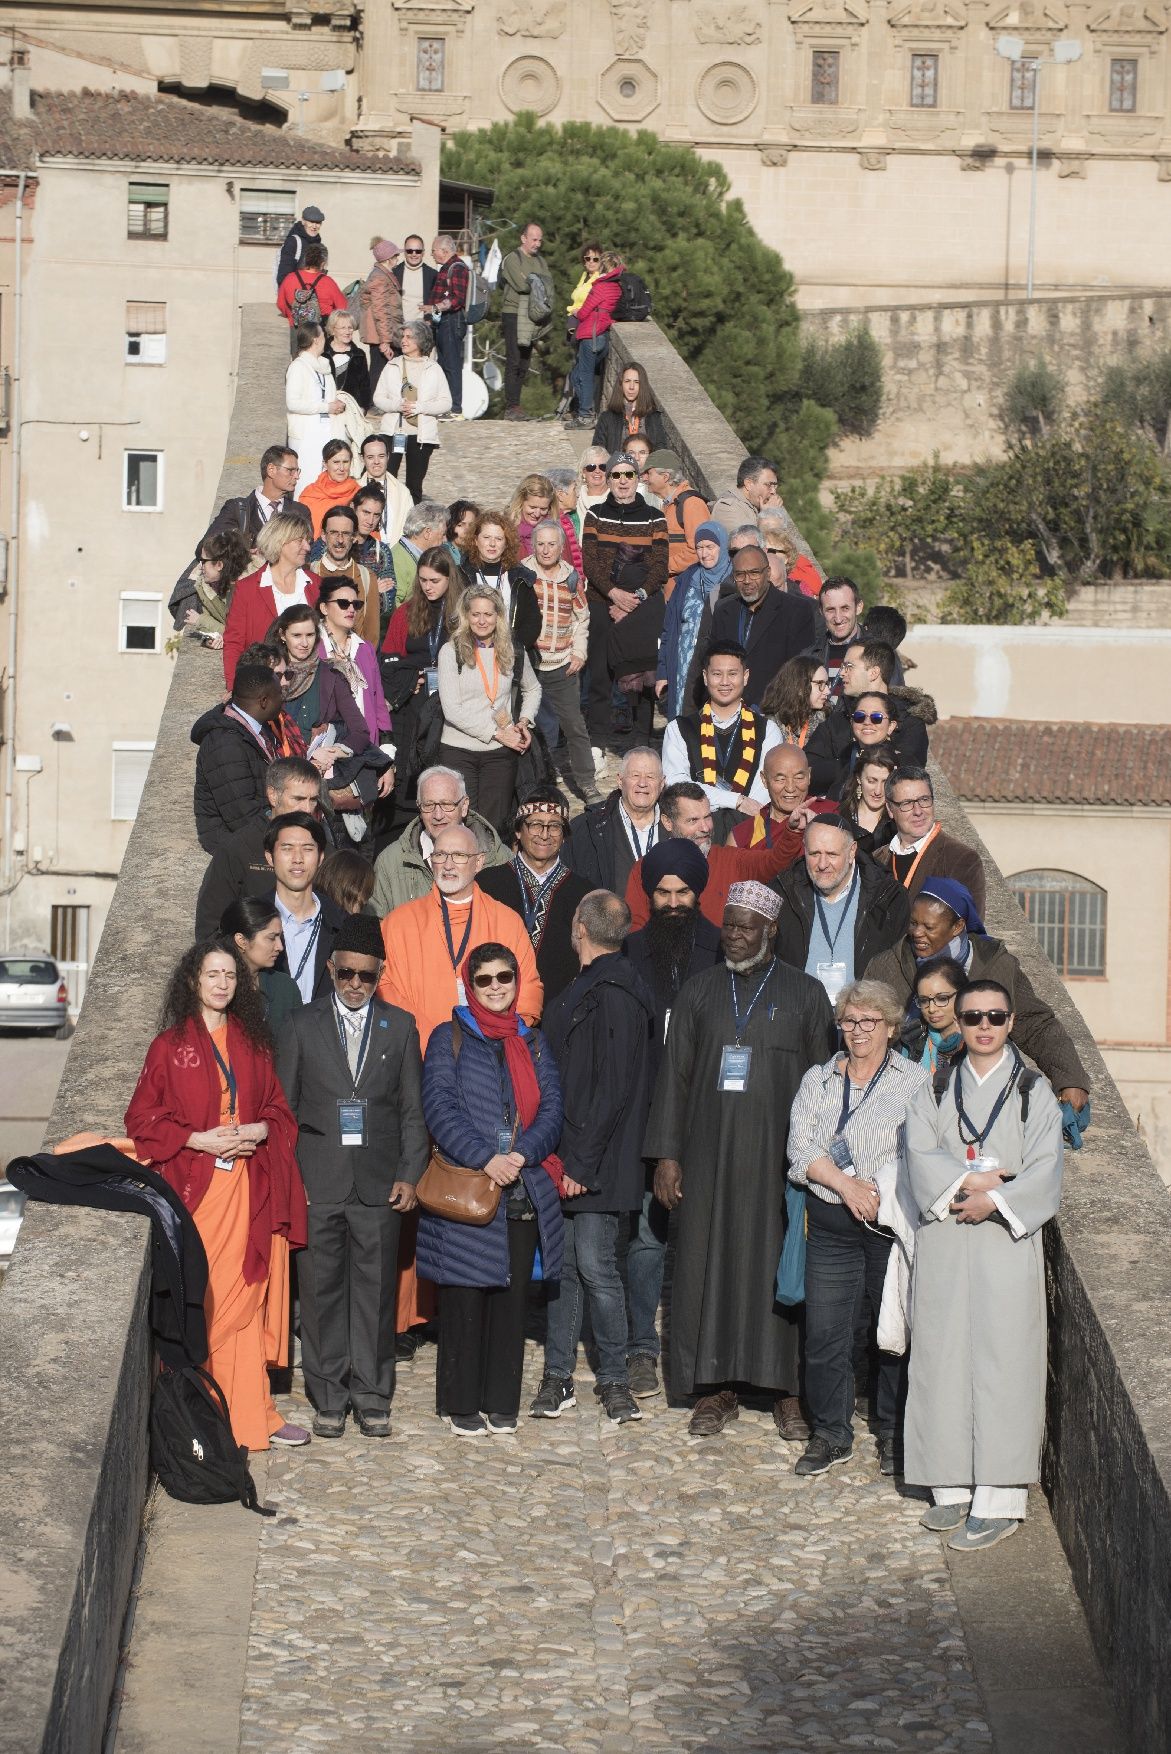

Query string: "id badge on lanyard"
[392, 431, 408, 454]
[816, 961, 849, 1002]
[718, 1045, 752, 1092]
[338, 1099, 368, 1147]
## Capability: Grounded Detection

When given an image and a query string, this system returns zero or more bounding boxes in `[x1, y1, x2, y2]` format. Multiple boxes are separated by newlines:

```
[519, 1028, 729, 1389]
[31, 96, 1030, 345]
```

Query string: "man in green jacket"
[499, 221, 554, 419]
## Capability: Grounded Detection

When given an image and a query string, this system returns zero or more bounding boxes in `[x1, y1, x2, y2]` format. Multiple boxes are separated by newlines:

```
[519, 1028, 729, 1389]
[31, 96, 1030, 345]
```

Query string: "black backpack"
[150, 1363, 274, 1517]
[613, 271, 652, 323]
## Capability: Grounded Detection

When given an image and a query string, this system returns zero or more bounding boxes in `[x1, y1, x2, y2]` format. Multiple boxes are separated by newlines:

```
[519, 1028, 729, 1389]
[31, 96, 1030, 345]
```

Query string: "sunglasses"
[610, 470, 636, 480]
[404, 248, 424, 255]
[583, 463, 606, 472]
[331, 597, 360, 611]
[472, 970, 517, 990]
[958, 1009, 1011, 1027]
[852, 710, 889, 725]
[334, 965, 379, 987]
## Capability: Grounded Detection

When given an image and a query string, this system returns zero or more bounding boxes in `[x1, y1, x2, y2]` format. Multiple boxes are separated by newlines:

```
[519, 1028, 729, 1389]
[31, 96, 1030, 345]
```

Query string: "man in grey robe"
[645, 880, 836, 1438]
[903, 977, 1064, 1552]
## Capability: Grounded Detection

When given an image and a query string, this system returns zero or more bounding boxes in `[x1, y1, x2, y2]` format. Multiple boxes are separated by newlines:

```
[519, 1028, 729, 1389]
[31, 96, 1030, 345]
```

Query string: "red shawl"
[462, 958, 565, 1192]
[125, 1016, 307, 1283]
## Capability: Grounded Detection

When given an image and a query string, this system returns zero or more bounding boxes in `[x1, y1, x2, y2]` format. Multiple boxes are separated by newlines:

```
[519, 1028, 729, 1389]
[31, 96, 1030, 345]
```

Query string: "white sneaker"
[591, 746, 606, 773]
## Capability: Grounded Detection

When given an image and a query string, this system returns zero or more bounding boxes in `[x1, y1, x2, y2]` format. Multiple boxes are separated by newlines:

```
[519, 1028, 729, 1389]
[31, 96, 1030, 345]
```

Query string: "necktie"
[343, 1010, 364, 1077]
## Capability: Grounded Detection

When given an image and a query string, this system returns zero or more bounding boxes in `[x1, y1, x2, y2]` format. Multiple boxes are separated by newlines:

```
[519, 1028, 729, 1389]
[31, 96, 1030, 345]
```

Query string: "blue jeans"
[804, 1198, 903, 1449]
[544, 1211, 629, 1386]
[625, 1186, 669, 1359]
[570, 334, 608, 416]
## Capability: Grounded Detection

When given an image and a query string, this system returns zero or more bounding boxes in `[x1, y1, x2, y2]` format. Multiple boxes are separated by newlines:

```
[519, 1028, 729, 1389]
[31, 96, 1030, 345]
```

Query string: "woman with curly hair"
[437, 586, 541, 832]
[457, 508, 541, 658]
[124, 938, 309, 1451]
[762, 654, 832, 748]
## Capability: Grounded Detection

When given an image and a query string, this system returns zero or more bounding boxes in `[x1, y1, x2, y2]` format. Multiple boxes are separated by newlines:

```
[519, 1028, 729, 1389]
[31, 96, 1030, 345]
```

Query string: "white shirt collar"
[968, 1048, 1009, 1087]
[334, 993, 371, 1030]
[274, 891, 320, 930]
[890, 825, 938, 855]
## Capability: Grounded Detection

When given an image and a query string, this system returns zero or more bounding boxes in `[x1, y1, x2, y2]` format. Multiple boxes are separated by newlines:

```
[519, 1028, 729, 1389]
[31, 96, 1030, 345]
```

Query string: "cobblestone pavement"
[426, 413, 581, 512]
[240, 1338, 991, 1754]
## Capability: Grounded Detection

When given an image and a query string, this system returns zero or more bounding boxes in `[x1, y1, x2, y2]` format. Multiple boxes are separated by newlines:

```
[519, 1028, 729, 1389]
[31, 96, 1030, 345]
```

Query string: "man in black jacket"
[773, 815, 910, 1000]
[195, 756, 324, 937]
[533, 890, 655, 1426]
[709, 543, 816, 707]
[622, 837, 722, 1398]
[566, 746, 663, 895]
[200, 444, 311, 553]
[261, 812, 344, 1002]
[275, 914, 429, 1439]
[476, 787, 594, 1002]
[192, 663, 283, 853]
[276, 204, 324, 286]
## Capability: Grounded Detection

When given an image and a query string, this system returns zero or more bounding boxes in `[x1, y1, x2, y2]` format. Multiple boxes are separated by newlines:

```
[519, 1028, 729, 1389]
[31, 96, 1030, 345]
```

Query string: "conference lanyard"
[209, 1037, 237, 1123]
[620, 804, 658, 862]
[893, 822, 941, 891]
[333, 997, 375, 1093]
[814, 869, 858, 958]
[474, 645, 499, 703]
[292, 912, 322, 984]
[729, 964, 773, 1047]
[440, 894, 475, 973]
[954, 1048, 1022, 1155]
[837, 1051, 892, 1135]
[516, 859, 563, 932]
[427, 621, 442, 665]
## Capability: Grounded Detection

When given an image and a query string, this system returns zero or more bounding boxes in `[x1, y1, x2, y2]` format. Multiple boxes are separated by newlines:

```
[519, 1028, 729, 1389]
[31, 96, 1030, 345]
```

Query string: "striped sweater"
[581, 492, 669, 608]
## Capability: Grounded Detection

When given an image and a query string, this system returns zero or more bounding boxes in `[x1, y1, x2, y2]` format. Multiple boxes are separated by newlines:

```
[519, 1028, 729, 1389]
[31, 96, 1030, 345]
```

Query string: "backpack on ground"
[150, 1362, 274, 1517]
[291, 269, 324, 327]
[613, 271, 653, 323]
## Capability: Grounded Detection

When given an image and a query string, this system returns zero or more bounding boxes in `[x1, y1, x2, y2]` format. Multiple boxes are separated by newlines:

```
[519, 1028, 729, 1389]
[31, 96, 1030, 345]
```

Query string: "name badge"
[827, 1135, 854, 1172]
[425, 667, 440, 696]
[213, 1154, 236, 1171]
[497, 1127, 515, 1157]
[816, 961, 849, 1002]
[392, 432, 408, 454]
[338, 1099, 367, 1147]
[455, 977, 467, 1006]
[718, 1044, 752, 1093]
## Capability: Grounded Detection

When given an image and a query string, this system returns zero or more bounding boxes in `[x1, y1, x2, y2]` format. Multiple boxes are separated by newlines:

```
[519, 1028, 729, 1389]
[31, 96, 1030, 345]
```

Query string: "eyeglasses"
[472, 970, 517, 990]
[811, 679, 831, 691]
[334, 965, 379, 987]
[583, 253, 601, 263]
[331, 598, 360, 611]
[852, 711, 889, 725]
[764, 546, 789, 556]
[735, 567, 769, 581]
[958, 1009, 1011, 1027]
[431, 850, 476, 866]
[840, 1016, 882, 1033]
[609, 470, 635, 480]
[891, 794, 933, 811]
[420, 799, 462, 816]
[918, 992, 956, 1010]
[523, 819, 563, 835]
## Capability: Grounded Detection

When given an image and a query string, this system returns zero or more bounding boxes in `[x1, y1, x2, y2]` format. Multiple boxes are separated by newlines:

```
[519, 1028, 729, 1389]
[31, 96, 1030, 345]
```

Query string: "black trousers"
[436, 1220, 539, 1418]
[299, 1198, 402, 1418]
[367, 344, 390, 405]
[388, 437, 436, 503]
[502, 313, 532, 408]
[438, 742, 518, 836]
[804, 1197, 904, 1450]
[435, 313, 465, 413]
[585, 596, 615, 741]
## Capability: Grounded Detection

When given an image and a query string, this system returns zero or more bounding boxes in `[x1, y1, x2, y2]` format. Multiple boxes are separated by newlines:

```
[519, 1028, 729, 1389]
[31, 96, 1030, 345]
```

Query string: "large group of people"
[141, 207, 1088, 1558]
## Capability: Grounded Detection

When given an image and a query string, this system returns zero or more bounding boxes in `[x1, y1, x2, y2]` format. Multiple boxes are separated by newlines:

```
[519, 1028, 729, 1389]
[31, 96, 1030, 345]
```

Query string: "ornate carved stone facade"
[8, 0, 1171, 299]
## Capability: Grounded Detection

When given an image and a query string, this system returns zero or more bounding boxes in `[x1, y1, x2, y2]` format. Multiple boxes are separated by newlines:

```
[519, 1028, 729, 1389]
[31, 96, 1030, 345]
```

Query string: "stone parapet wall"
[805, 290, 1171, 473]
[900, 577, 1171, 629]
[0, 304, 290, 1754]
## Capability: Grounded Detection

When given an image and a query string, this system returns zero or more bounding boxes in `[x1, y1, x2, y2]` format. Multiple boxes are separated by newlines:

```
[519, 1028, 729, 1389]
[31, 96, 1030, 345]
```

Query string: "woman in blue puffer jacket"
[420, 941, 568, 1438]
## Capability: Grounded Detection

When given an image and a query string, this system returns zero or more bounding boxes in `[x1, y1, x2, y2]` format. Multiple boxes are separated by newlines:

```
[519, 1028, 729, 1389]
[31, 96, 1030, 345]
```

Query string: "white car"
[0, 955, 70, 1036]
[0, 1181, 27, 1266]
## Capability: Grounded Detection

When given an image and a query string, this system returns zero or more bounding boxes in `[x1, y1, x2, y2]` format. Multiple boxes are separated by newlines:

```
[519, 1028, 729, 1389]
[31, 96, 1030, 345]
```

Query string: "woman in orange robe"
[126, 939, 310, 1451]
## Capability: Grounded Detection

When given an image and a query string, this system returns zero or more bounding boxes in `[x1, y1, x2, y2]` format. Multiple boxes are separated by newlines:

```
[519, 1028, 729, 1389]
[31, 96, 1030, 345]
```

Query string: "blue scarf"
[920, 1024, 962, 1074]
[673, 520, 730, 719]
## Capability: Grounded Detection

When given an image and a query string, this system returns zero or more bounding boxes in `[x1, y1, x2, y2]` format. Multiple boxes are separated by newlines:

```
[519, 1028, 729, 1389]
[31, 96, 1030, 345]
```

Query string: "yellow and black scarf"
[699, 702, 758, 794]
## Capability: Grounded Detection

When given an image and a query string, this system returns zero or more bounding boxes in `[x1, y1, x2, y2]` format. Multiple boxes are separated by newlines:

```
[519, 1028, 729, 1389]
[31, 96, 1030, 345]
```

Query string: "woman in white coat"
[286, 323, 344, 487]
[373, 319, 452, 503]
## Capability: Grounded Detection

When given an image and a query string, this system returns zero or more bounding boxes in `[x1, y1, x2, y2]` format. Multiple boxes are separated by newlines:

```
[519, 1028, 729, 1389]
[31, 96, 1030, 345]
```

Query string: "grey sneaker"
[794, 1435, 852, 1476]
[485, 1414, 518, 1435]
[529, 1374, 577, 1418]
[310, 1413, 344, 1440]
[921, 1502, 970, 1532]
[598, 1381, 643, 1424]
[445, 1413, 488, 1438]
[947, 1516, 1020, 1551]
[626, 1355, 660, 1399]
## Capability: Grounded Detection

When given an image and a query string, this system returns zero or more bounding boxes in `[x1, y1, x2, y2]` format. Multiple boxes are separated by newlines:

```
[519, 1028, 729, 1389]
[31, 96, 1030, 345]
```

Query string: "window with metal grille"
[111, 744, 155, 821]
[416, 37, 446, 91]
[910, 53, 939, 107]
[125, 301, 166, 365]
[119, 592, 162, 652]
[1009, 57, 1038, 109]
[123, 451, 164, 511]
[51, 904, 90, 967]
[239, 188, 296, 244]
[1009, 870, 1107, 978]
[811, 51, 841, 105]
[127, 181, 169, 240]
[1110, 57, 1138, 112]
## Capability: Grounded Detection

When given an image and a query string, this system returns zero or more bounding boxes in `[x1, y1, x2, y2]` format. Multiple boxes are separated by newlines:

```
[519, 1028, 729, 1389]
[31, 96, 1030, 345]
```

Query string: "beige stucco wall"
[902, 624, 1171, 723]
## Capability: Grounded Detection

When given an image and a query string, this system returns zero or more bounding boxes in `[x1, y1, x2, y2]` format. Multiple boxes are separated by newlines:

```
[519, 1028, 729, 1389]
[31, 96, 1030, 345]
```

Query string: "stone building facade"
[7, 0, 1171, 304]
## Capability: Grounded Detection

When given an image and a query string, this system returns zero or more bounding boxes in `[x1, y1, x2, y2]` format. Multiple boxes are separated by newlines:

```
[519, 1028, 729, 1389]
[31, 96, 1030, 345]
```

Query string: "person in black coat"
[200, 444, 311, 553]
[536, 890, 655, 1424]
[772, 815, 911, 992]
[621, 836, 722, 1398]
[707, 544, 817, 708]
[476, 787, 594, 1002]
[259, 811, 345, 1003]
[195, 756, 327, 939]
[324, 317, 371, 412]
[565, 748, 664, 895]
[591, 361, 669, 454]
[805, 689, 933, 800]
[274, 913, 429, 1439]
[276, 207, 324, 284]
[192, 664, 284, 854]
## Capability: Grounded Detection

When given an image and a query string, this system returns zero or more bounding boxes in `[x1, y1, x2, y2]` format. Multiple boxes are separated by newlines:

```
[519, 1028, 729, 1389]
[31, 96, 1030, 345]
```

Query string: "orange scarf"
[300, 471, 358, 537]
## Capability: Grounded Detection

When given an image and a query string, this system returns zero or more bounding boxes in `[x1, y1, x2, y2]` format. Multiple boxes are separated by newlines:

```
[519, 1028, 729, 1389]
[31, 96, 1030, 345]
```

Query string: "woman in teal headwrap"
[655, 519, 730, 721]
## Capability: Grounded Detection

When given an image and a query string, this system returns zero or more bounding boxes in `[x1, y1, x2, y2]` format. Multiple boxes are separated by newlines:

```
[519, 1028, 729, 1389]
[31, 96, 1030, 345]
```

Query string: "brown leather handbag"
[415, 1017, 514, 1226]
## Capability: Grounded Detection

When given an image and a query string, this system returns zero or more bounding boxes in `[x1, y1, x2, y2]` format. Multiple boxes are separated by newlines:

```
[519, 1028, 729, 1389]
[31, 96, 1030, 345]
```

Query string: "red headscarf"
[462, 956, 564, 1191]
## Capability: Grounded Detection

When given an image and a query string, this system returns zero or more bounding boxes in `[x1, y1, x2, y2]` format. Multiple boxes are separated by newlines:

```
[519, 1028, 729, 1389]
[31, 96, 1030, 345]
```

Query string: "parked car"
[0, 956, 70, 1036]
[0, 1181, 26, 1268]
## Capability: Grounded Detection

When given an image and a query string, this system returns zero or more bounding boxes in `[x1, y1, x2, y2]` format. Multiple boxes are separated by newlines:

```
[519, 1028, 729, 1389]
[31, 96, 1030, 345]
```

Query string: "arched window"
[1009, 870, 1106, 978]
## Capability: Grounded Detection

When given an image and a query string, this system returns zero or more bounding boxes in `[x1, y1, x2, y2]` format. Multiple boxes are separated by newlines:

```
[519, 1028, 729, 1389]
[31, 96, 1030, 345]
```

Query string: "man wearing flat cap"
[641, 451, 710, 582]
[645, 881, 836, 1438]
[622, 837, 723, 1398]
[276, 204, 325, 287]
[275, 913, 429, 1440]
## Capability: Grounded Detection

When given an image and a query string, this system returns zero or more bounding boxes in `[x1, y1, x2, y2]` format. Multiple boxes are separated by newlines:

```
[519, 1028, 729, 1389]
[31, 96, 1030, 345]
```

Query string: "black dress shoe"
[395, 1330, 420, 1361]
[312, 1411, 346, 1439]
[357, 1412, 391, 1439]
[877, 1433, 899, 1476]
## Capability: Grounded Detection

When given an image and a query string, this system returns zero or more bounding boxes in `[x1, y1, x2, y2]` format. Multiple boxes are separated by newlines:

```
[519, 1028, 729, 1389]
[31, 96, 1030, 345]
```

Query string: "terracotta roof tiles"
[932, 718, 1171, 809]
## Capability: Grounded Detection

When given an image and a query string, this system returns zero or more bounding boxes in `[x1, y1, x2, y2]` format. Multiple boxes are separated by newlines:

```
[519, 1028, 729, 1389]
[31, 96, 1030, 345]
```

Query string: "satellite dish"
[463, 370, 490, 420]
[482, 360, 503, 394]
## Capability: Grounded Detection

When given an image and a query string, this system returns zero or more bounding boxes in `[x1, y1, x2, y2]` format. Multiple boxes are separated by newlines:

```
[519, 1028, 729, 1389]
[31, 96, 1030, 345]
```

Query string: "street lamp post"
[995, 33, 1082, 300]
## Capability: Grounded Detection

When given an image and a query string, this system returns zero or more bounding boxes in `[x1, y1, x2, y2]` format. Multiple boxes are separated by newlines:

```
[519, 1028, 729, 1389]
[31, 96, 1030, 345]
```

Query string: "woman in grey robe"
[903, 977, 1064, 1552]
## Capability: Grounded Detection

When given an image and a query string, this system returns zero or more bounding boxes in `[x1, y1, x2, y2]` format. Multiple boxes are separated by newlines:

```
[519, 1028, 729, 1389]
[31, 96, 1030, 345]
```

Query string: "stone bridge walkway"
[113, 420, 1122, 1754]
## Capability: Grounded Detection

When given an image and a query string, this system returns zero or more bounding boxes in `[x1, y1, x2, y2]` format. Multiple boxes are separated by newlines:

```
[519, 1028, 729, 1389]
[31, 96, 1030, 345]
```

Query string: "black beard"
[646, 908, 699, 993]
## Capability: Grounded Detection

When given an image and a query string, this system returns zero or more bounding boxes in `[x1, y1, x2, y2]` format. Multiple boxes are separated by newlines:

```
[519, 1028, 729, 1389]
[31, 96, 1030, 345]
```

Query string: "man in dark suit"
[708, 543, 817, 707]
[261, 811, 344, 1002]
[477, 786, 593, 1002]
[275, 914, 429, 1439]
[200, 444, 311, 553]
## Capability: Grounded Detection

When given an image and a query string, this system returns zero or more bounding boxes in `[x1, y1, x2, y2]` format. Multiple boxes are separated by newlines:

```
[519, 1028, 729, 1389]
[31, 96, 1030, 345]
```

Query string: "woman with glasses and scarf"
[787, 978, 929, 1479]
[419, 942, 568, 1437]
[905, 955, 965, 1079]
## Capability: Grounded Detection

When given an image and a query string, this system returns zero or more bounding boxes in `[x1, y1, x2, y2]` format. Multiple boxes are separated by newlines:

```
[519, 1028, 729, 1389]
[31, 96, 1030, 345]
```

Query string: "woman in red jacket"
[276, 242, 348, 335]
[222, 512, 320, 687]
[125, 939, 309, 1451]
[567, 253, 623, 431]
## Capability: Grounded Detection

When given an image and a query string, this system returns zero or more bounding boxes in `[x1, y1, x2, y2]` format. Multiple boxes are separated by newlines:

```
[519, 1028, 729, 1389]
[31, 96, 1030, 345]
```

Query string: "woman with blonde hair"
[222, 512, 319, 687]
[437, 586, 541, 832]
[457, 508, 541, 657]
[508, 473, 557, 558]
